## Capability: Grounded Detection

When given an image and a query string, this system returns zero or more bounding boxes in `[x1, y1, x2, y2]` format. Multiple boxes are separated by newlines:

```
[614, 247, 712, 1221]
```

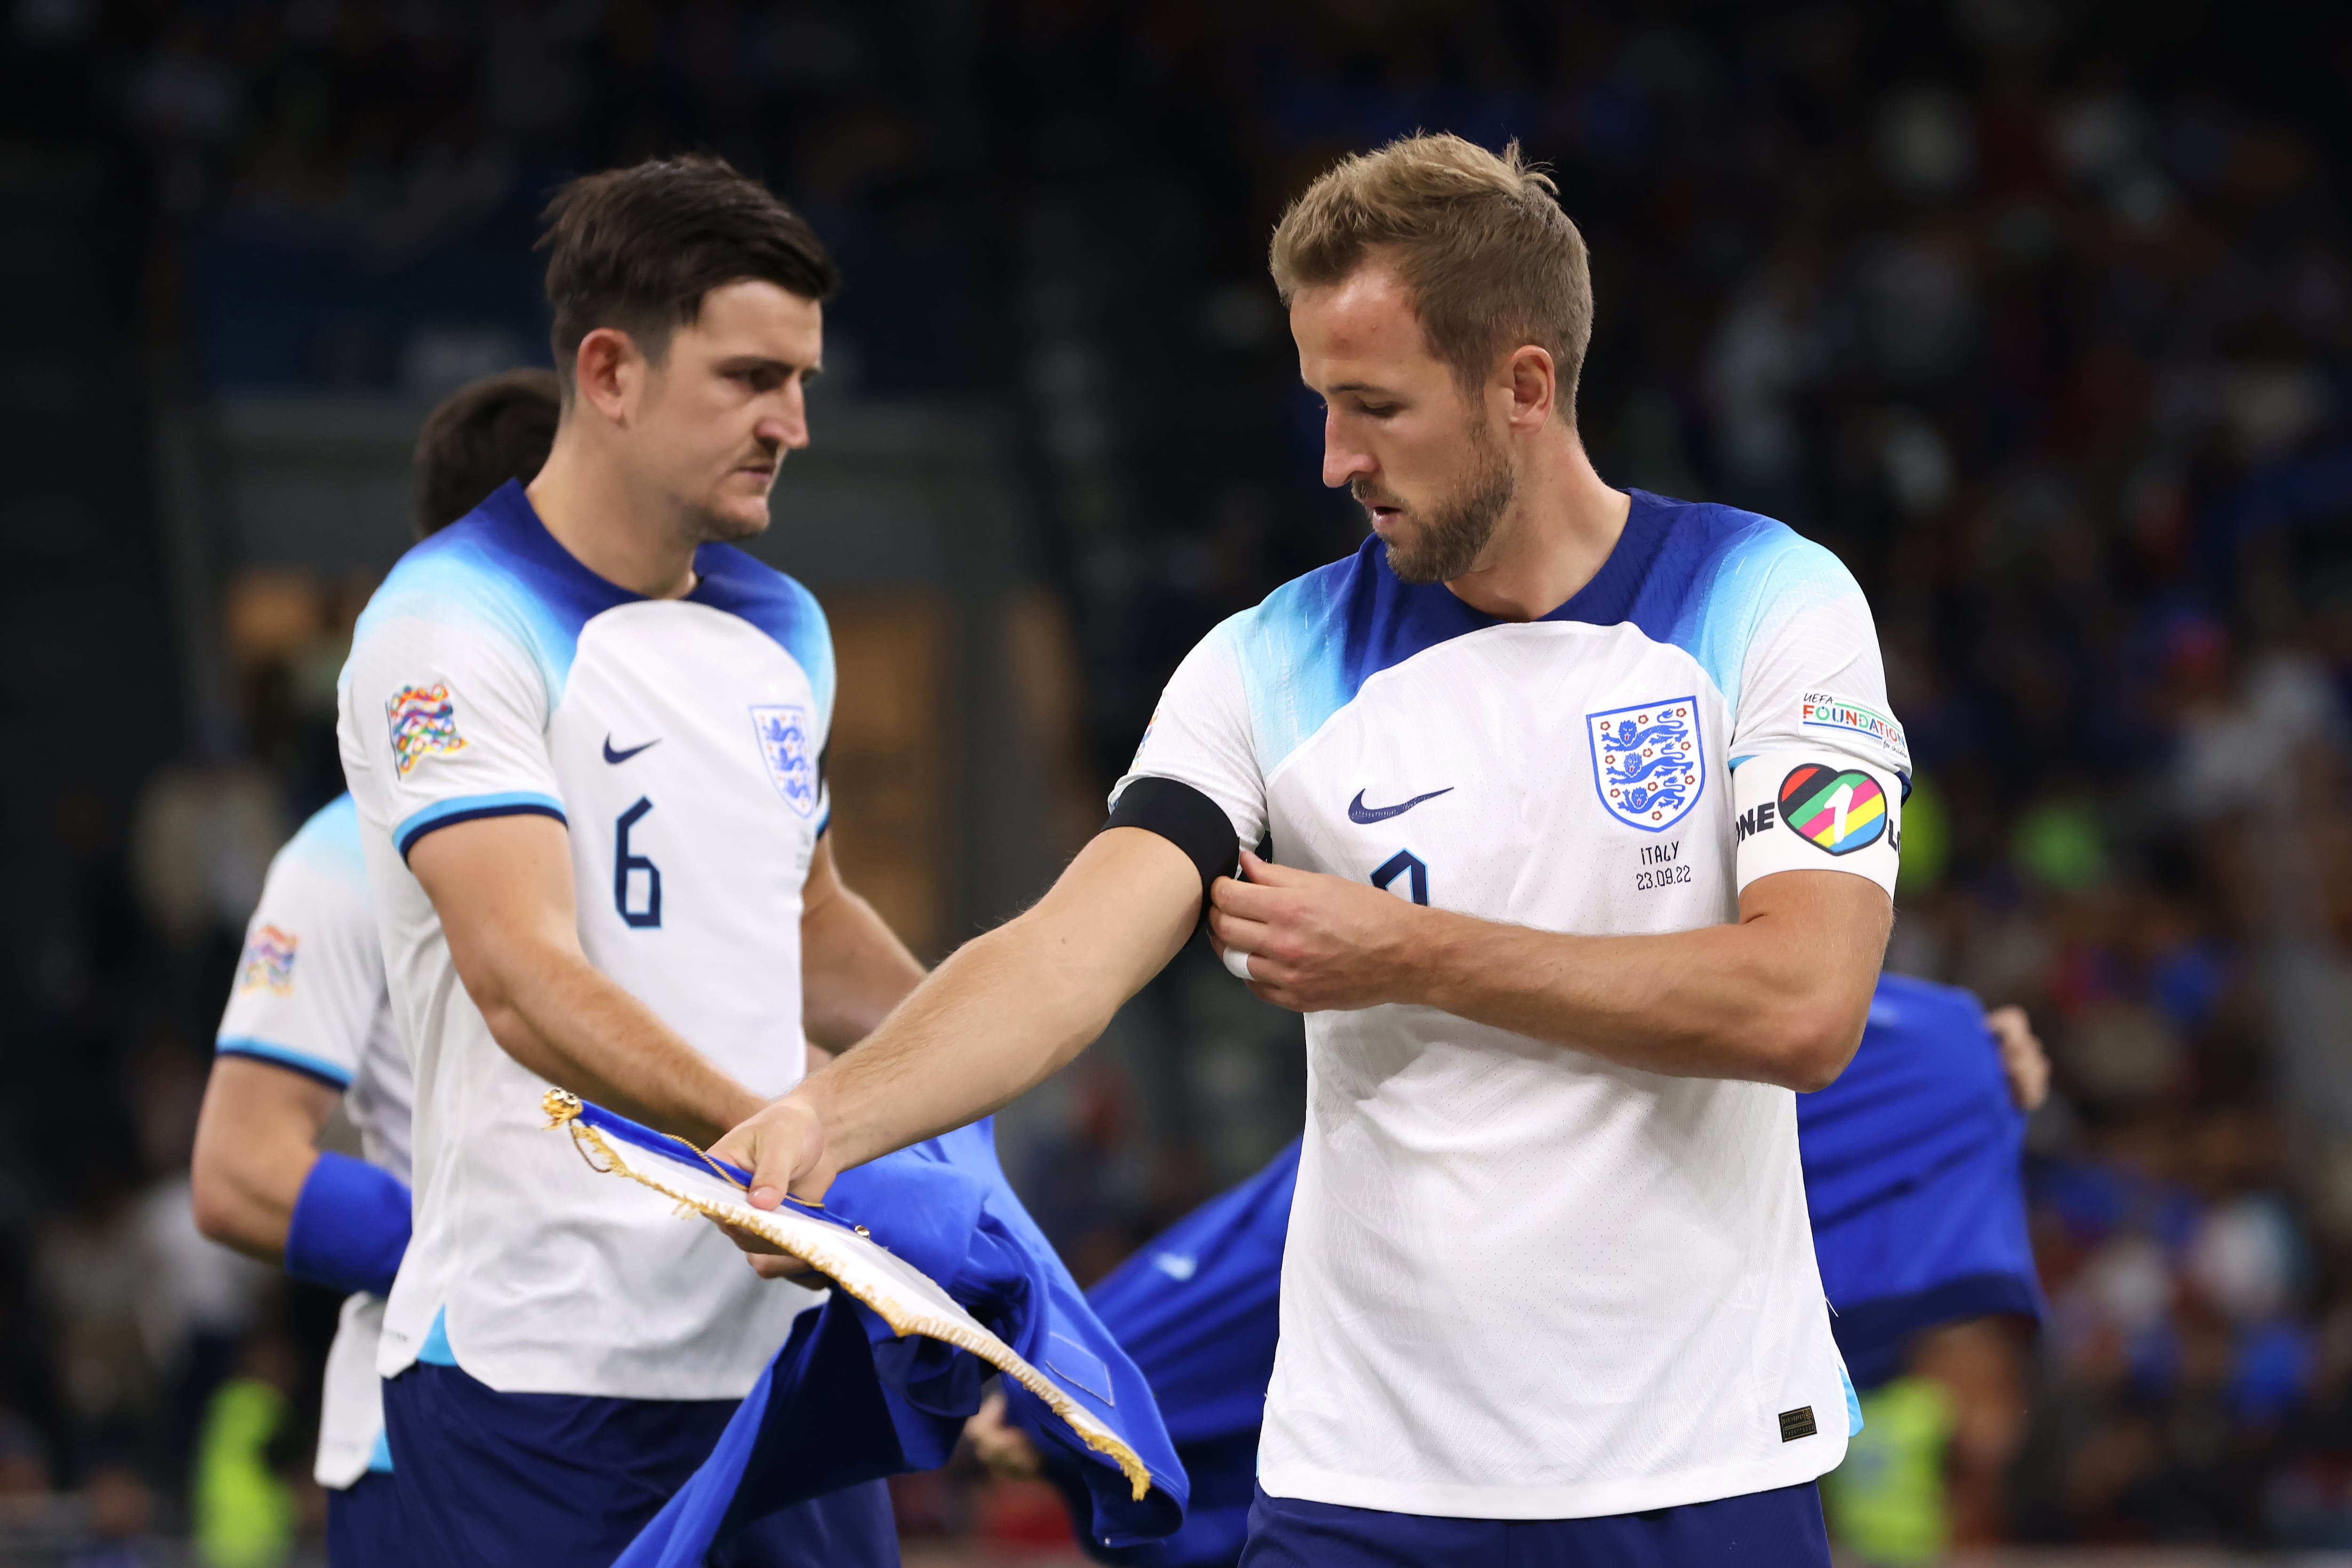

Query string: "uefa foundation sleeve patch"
[1798, 691, 1909, 772]
[386, 684, 467, 775]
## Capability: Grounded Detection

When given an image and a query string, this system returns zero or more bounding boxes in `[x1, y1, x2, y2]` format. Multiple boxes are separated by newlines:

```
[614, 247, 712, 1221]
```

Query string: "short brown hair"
[412, 368, 561, 538]
[537, 155, 837, 392]
[1270, 134, 1593, 417]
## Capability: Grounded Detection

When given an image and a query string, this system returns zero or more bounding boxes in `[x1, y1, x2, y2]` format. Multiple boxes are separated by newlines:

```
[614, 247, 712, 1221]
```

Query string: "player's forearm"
[190, 1140, 314, 1261]
[715, 828, 1201, 1203]
[477, 950, 765, 1145]
[797, 912, 1140, 1172]
[1408, 888, 1886, 1091]
[800, 879, 925, 1051]
[190, 1058, 338, 1261]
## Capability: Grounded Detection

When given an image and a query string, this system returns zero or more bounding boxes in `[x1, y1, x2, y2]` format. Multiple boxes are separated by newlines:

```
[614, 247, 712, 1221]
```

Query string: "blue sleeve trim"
[394, 792, 567, 860]
[213, 1039, 354, 1091]
[285, 1151, 413, 1298]
[365, 1430, 394, 1474]
[814, 809, 832, 839]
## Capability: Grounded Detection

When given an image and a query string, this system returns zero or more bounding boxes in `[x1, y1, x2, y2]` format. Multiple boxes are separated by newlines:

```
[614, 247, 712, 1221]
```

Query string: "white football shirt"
[1113, 491, 1907, 1519]
[215, 792, 413, 1488]
[337, 481, 832, 1400]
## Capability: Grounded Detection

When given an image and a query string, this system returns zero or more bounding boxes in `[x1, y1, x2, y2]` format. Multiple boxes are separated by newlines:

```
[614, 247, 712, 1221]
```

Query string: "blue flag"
[1799, 972, 2045, 1386]
[1048, 973, 2044, 1565]
[566, 1109, 1187, 1568]
[1013, 1141, 1300, 1568]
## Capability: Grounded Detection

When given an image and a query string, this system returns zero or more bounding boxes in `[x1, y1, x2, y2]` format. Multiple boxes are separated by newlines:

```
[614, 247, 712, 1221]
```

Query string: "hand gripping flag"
[1030, 973, 2046, 1567]
[539, 1092, 1187, 1565]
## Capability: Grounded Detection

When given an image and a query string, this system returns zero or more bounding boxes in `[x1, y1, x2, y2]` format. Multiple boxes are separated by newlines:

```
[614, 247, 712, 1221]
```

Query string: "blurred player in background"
[337, 157, 922, 1567]
[718, 132, 1906, 1566]
[191, 366, 561, 1568]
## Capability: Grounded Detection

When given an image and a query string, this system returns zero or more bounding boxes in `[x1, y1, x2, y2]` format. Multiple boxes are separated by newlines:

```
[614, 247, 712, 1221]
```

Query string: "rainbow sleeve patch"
[387, 684, 467, 776]
[1777, 762, 1889, 855]
[238, 925, 299, 993]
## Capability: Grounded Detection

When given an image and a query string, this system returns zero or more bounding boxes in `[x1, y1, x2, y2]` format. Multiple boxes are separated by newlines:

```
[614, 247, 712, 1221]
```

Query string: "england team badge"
[1587, 696, 1704, 832]
[749, 704, 819, 816]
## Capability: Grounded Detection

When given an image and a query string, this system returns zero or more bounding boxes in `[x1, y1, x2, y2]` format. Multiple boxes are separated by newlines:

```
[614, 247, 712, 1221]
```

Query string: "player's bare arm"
[799, 834, 926, 1051]
[1208, 855, 1888, 1092]
[710, 826, 1200, 1230]
[411, 811, 767, 1145]
[190, 1056, 341, 1260]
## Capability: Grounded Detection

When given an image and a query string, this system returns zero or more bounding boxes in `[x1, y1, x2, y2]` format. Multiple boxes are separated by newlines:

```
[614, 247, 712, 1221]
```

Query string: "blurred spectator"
[189, 1336, 299, 1568]
[67, 1465, 158, 1568]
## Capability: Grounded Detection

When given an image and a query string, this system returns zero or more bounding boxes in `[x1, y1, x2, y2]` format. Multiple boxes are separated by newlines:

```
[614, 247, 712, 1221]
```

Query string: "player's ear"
[1504, 344, 1555, 430]
[572, 327, 639, 424]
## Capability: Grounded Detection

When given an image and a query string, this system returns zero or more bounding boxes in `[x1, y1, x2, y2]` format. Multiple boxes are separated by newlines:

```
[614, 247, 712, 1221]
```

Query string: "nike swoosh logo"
[602, 736, 660, 764]
[1348, 787, 1453, 824]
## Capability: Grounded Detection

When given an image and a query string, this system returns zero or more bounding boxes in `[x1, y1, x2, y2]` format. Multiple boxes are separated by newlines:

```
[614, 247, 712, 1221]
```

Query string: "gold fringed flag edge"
[541, 1089, 1150, 1502]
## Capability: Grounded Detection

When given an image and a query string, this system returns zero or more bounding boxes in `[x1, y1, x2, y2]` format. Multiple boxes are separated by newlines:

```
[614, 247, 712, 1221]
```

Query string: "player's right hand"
[708, 1091, 834, 1277]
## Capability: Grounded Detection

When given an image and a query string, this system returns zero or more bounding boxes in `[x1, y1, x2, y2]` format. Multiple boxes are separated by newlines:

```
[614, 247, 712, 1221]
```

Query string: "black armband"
[1102, 777, 1242, 913]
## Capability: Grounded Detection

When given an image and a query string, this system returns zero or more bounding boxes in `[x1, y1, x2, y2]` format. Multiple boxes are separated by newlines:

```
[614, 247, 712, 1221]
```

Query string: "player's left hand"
[963, 1388, 1043, 1479]
[1207, 849, 1424, 1012]
[1987, 1005, 2050, 1113]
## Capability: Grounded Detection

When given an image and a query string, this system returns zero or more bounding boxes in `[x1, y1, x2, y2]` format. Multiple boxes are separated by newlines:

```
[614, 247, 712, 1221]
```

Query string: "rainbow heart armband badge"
[1730, 752, 1902, 895]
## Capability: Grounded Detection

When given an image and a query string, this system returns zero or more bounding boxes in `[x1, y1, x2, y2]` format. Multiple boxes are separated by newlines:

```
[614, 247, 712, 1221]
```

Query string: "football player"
[191, 367, 562, 1568]
[336, 158, 922, 1567]
[717, 133, 1911, 1567]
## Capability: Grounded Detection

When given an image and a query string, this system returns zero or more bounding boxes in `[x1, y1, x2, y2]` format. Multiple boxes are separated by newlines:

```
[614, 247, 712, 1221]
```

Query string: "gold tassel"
[548, 1108, 1152, 1502]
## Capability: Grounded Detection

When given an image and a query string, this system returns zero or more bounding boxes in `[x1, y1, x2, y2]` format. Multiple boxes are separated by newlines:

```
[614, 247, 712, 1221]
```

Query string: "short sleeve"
[215, 833, 385, 1091]
[1726, 578, 1908, 897]
[338, 611, 564, 862]
[1108, 626, 1266, 855]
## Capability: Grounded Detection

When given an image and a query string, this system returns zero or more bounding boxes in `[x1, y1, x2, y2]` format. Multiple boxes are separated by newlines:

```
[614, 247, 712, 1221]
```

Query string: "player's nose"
[1321, 415, 1375, 491]
[761, 390, 808, 453]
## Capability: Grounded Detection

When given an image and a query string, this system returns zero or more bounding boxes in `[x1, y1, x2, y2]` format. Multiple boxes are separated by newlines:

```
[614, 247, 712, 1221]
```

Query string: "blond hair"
[1270, 133, 1593, 418]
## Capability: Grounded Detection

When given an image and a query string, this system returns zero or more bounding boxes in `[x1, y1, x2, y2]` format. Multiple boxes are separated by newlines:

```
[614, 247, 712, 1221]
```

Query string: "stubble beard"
[679, 462, 778, 546]
[687, 496, 771, 546]
[1363, 425, 1517, 586]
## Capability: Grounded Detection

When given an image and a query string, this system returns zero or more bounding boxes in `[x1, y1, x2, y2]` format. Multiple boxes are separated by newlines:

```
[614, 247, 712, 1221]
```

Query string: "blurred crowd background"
[3, 0, 2351, 1562]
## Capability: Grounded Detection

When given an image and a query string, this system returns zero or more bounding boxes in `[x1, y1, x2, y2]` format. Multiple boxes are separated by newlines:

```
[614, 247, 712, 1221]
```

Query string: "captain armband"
[1101, 777, 1244, 917]
[1730, 752, 1903, 897]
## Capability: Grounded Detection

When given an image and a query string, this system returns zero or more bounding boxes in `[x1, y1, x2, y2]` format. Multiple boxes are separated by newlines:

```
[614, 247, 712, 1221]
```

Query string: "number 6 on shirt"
[614, 798, 662, 929]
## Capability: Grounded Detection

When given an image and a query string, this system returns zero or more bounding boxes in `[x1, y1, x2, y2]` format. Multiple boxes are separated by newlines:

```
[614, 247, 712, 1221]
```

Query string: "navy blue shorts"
[383, 1360, 897, 1568]
[326, 1470, 410, 1568]
[1239, 1481, 1831, 1568]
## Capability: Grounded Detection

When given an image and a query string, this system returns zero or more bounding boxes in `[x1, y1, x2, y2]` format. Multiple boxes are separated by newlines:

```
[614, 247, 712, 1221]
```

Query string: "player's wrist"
[285, 1151, 413, 1298]
[777, 1077, 841, 1162]
[1386, 903, 1466, 1012]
